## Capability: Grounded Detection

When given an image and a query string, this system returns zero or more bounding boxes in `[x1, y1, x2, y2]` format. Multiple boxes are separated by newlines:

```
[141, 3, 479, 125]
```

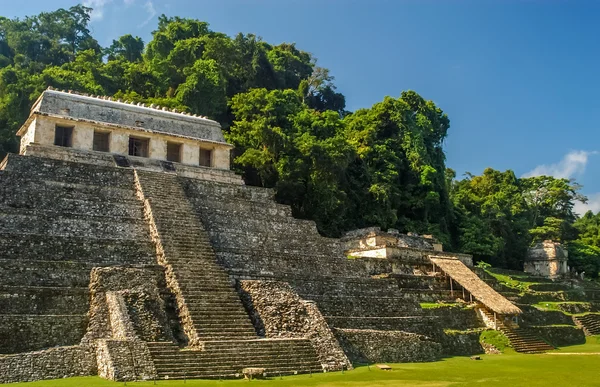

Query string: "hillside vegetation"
[1, 5, 599, 272]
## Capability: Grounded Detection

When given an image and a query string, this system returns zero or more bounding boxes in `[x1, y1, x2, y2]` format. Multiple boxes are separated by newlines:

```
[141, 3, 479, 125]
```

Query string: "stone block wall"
[421, 305, 484, 331]
[0, 315, 88, 354]
[0, 346, 96, 384]
[96, 340, 156, 382]
[84, 266, 173, 344]
[334, 329, 442, 364]
[529, 326, 586, 347]
[439, 331, 484, 356]
[239, 280, 351, 371]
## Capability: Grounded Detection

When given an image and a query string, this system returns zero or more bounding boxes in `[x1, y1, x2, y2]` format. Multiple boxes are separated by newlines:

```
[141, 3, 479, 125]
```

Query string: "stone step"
[152, 358, 319, 368]
[0, 211, 149, 240]
[153, 361, 321, 372]
[0, 285, 89, 315]
[153, 367, 322, 379]
[137, 172, 255, 343]
[0, 234, 155, 263]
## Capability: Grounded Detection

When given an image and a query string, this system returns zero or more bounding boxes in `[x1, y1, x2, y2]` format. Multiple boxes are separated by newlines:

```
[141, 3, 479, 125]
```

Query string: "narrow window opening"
[54, 125, 73, 147]
[166, 142, 182, 163]
[93, 131, 110, 152]
[199, 148, 212, 167]
[128, 137, 149, 158]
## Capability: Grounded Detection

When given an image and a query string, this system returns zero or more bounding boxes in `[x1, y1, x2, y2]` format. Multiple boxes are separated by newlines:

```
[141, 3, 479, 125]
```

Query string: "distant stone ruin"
[0, 89, 587, 383]
[525, 240, 569, 279]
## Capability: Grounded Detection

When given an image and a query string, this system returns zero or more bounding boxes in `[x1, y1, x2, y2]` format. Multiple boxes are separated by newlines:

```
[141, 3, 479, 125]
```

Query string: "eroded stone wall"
[83, 266, 173, 345]
[0, 346, 96, 384]
[334, 329, 442, 363]
[239, 280, 351, 371]
[96, 340, 156, 382]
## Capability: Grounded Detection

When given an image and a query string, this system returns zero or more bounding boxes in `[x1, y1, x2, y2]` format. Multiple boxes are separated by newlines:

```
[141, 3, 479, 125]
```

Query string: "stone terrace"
[0, 154, 156, 354]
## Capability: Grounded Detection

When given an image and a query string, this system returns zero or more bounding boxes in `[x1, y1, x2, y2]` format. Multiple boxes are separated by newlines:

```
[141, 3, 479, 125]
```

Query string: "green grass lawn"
[11, 337, 600, 387]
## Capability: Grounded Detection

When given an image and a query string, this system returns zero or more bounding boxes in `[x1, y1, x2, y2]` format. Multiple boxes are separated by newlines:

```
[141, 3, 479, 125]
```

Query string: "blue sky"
[4, 0, 600, 213]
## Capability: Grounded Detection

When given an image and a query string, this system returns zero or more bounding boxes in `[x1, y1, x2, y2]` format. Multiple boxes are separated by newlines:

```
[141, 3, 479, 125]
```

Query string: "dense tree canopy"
[0, 5, 598, 275]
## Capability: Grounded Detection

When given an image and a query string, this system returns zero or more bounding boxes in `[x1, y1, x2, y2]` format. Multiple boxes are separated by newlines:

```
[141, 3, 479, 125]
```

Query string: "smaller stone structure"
[525, 240, 569, 279]
[342, 227, 473, 267]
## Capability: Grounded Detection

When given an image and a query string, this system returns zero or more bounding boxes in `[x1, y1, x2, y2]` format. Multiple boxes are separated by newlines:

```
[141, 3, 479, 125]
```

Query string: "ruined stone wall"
[0, 316, 88, 354]
[421, 306, 484, 331]
[239, 280, 351, 371]
[19, 117, 36, 154]
[96, 340, 156, 382]
[528, 326, 586, 347]
[182, 178, 363, 279]
[0, 346, 97, 384]
[525, 241, 569, 278]
[439, 331, 484, 356]
[84, 266, 173, 345]
[334, 329, 442, 363]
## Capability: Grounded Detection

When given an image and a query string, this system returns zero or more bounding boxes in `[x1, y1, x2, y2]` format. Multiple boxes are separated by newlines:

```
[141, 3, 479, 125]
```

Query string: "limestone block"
[212, 146, 230, 169]
[96, 340, 157, 381]
[72, 123, 94, 150]
[149, 137, 166, 160]
[181, 142, 199, 165]
[0, 345, 97, 383]
[19, 118, 36, 154]
[35, 116, 57, 146]
[110, 131, 129, 154]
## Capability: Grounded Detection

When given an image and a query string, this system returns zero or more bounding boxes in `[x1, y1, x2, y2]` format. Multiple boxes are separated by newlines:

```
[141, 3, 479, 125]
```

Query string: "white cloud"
[83, 0, 114, 21]
[574, 193, 600, 216]
[138, 1, 157, 28]
[84, 0, 138, 22]
[522, 150, 597, 179]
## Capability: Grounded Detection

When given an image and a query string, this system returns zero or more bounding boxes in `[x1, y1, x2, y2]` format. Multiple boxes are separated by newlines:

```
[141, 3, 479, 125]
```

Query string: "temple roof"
[430, 255, 522, 315]
[18, 88, 229, 145]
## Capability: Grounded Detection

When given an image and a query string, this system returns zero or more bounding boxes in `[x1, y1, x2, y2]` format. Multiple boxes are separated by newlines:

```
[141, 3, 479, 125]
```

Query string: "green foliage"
[450, 169, 530, 268]
[106, 34, 144, 62]
[475, 261, 492, 270]
[450, 169, 588, 269]
[227, 88, 352, 236]
[567, 242, 600, 279]
[480, 329, 511, 351]
[342, 92, 452, 240]
[574, 211, 600, 247]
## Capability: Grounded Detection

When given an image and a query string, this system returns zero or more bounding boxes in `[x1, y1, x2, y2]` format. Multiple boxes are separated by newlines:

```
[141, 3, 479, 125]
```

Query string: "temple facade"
[17, 88, 232, 171]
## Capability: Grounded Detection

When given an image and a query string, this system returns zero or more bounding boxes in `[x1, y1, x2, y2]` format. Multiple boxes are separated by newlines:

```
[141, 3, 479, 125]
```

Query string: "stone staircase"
[146, 340, 322, 379]
[134, 170, 323, 377]
[480, 309, 554, 353]
[573, 314, 600, 335]
[135, 170, 258, 344]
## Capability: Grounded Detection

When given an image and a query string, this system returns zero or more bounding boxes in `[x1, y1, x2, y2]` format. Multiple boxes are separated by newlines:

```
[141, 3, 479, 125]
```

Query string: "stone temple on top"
[0, 88, 583, 383]
[18, 88, 237, 181]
